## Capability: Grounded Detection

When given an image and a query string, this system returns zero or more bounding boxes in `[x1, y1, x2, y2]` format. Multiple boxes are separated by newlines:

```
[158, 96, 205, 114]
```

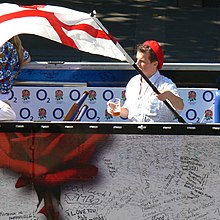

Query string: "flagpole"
[91, 11, 186, 123]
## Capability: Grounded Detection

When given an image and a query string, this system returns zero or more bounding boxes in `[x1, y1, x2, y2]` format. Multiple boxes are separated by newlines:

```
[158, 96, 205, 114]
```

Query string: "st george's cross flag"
[0, 3, 126, 61]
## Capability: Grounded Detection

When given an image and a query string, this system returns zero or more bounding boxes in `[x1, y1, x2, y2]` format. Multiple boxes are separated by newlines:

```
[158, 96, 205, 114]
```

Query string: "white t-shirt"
[123, 71, 181, 122]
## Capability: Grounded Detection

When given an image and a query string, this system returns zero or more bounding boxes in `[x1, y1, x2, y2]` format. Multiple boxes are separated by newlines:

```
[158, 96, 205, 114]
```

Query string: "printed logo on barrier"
[188, 90, 197, 104]
[38, 108, 47, 120]
[55, 89, 64, 103]
[203, 90, 214, 102]
[121, 90, 126, 102]
[21, 89, 30, 102]
[102, 89, 114, 101]
[204, 109, 213, 121]
[88, 90, 97, 103]
[105, 109, 113, 120]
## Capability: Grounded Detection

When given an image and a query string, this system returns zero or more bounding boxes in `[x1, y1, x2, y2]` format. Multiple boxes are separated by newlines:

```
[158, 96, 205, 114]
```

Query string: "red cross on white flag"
[0, 3, 126, 61]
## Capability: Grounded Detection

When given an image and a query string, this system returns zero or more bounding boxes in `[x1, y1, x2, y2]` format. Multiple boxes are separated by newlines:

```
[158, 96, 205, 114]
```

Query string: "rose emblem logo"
[22, 89, 30, 101]
[88, 90, 96, 102]
[105, 109, 113, 120]
[38, 108, 47, 120]
[188, 91, 196, 103]
[204, 109, 213, 121]
[55, 89, 63, 102]
[121, 90, 126, 102]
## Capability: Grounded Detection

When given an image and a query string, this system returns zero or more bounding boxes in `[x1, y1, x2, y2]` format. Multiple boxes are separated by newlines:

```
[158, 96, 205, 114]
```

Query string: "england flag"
[0, 3, 126, 61]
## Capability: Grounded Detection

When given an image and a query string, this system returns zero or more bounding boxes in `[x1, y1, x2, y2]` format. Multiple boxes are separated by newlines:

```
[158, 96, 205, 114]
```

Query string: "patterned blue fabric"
[0, 41, 29, 94]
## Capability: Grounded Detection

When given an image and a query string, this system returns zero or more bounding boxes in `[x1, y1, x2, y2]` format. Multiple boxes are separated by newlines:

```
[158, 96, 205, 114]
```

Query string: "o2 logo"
[86, 108, 99, 121]
[185, 109, 199, 122]
[69, 89, 80, 101]
[103, 90, 114, 101]
[36, 89, 50, 103]
[53, 108, 64, 120]
[19, 108, 33, 121]
[8, 90, 17, 103]
[202, 91, 214, 102]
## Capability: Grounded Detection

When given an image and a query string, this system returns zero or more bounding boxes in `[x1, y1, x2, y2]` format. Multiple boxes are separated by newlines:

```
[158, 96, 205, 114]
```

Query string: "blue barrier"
[19, 69, 135, 87]
[214, 90, 220, 123]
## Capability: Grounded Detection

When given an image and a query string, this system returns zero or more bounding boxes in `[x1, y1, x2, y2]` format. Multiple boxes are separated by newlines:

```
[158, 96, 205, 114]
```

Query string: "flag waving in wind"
[0, 3, 126, 61]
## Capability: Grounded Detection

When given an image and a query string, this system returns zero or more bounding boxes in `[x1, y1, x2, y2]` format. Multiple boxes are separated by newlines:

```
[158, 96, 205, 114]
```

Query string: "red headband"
[143, 40, 164, 69]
